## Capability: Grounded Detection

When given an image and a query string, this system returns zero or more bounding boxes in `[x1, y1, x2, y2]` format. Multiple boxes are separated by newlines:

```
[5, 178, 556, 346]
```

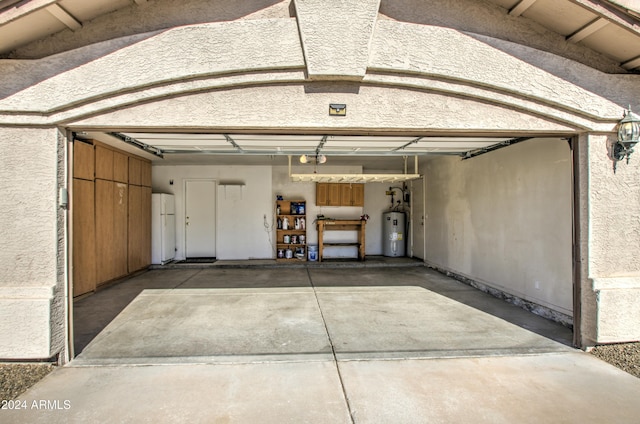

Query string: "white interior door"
[185, 180, 216, 258]
[411, 177, 425, 260]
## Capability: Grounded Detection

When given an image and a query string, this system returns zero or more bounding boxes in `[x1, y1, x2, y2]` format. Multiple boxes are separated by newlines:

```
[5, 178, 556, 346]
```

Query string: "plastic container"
[308, 245, 318, 261]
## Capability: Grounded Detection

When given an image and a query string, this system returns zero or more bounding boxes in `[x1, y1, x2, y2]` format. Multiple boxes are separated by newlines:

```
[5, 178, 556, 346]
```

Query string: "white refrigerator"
[151, 193, 176, 264]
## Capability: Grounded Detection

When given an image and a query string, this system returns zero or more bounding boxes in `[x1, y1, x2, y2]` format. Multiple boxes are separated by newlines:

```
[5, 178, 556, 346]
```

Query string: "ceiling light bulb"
[318, 155, 327, 164]
[299, 155, 308, 164]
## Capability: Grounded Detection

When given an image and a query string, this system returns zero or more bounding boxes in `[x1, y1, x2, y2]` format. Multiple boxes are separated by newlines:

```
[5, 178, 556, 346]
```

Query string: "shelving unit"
[275, 199, 307, 262]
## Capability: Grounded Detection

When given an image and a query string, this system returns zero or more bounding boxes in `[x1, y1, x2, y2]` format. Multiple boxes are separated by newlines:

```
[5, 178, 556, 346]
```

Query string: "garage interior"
[70, 131, 574, 356]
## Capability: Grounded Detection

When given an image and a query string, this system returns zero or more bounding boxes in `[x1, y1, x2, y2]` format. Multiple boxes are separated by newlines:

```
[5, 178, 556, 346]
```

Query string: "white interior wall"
[152, 165, 273, 260]
[272, 165, 398, 258]
[423, 138, 573, 315]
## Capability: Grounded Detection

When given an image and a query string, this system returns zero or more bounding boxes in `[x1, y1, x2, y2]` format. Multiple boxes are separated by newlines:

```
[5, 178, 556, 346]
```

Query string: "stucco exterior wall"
[378, 0, 624, 73]
[0, 127, 63, 359]
[423, 139, 573, 316]
[5, 0, 294, 59]
[5, 0, 623, 76]
[0, 17, 636, 129]
[580, 134, 640, 344]
[0, 1, 639, 357]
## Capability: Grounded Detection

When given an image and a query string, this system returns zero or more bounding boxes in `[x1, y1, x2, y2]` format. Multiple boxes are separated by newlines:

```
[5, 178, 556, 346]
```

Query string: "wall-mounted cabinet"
[316, 183, 364, 207]
[341, 183, 364, 206]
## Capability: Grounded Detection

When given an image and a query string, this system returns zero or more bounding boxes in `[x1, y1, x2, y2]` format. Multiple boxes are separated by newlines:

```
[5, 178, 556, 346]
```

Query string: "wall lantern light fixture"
[613, 106, 640, 172]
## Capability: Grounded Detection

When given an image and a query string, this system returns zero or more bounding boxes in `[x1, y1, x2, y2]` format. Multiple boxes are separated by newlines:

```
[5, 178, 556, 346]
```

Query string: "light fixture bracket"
[613, 107, 640, 172]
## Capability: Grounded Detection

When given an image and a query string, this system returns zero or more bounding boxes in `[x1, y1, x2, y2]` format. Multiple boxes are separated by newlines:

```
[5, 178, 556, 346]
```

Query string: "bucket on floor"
[308, 245, 318, 261]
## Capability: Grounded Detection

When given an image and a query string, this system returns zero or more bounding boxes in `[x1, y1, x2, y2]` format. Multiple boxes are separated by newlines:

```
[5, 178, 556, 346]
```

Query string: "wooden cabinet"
[113, 151, 128, 183]
[129, 157, 142, 186]
[316, 183, 328, 206]
[73, 141, 94, 181]
[95, 179, 114, 282]
[127, 185, 152, 273]
[95, 180, 129, 284]
[141, 160, 152, 187]
[141, 186, 152, 267]
[72, 178, 96, 296]
[316, 183, 364, 206]
[113, 182, 129, 278]
[316, 183, 342, 206]
[342, 183, 364, 206]
[275, 199, 307, 262]
[340, 184, 352, 205]
[72, 139, 152, 295]
[95, 145, 114, 180]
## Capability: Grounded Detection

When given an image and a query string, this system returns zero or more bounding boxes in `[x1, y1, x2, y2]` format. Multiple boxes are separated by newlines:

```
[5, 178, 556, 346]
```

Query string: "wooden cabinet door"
[328, 183, 341, 206]
[113, 151, 128, 183]
[95, 179, 115, 283]
[128, 185, 143, 272]
[129, 157, 142, 186]
[128, 185, 151, 272]
[73, 141, 94, 181]
[113, 182, 128, 278]
[72, 178, 96, 296]
[351, 184, 364, 206]
[141, 186, 152, 267]
[316, 183, 328, 206]
[141, 161, 152, 187]
[340, 184, 352, 206]
[95, 145, 114, 181]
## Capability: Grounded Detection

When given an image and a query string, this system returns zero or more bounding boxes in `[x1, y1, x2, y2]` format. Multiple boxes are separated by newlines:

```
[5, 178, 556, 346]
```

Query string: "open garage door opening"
[68, 131, 575, 357]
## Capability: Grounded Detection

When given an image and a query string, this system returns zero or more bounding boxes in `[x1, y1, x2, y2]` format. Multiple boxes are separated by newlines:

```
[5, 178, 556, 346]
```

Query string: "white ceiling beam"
[621, 55, 640, 70]
[45, 4, 81, 30]
[0, 0, 57, 25]
[509, 0, 538, 17]
[290, 173, 421, 183]
[567, 17, 609, 43]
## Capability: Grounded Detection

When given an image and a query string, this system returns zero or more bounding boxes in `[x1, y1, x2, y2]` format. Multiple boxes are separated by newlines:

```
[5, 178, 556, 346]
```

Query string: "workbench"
[316, 219, 366, 262]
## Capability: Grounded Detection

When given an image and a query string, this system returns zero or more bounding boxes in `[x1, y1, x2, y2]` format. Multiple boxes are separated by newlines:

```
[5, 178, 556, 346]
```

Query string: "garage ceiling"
[1, 0, 639, 70]
[80, 131, 527, 173]
[117, 133, 511, 156]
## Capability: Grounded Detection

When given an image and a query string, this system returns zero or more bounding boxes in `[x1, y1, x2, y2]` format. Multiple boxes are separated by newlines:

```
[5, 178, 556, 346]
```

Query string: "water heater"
[383, 211, 406, 257]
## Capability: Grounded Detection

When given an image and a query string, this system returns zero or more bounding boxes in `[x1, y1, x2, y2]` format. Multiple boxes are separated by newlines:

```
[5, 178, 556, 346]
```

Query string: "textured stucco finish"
[369, 21, 626, 121]
[0, 19, 636, 130]
[0, 128, 58, 286]
[5, 0, 293, 59]
[294, 0, 380, 79]
[0, 1, 639, 356]
[6, 0, 624, 76]
[588, 135, 640, 277]
[67, 84, 578, 133]
[424, 139, 573, 315]
[378, 0, 626, 74]
[0, 287, 54, 358]
[0, 127, 60, 358]
[0, 20, 305, 114]
[580, 135, 640, 343]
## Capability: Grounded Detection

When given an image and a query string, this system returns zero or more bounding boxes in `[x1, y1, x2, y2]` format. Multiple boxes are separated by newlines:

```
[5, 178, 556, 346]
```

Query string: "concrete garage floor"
[6, 264, 640, 423]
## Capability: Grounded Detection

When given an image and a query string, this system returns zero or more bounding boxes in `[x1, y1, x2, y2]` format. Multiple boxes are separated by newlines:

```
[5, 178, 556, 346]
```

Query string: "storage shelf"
[275, 199, 307, 262]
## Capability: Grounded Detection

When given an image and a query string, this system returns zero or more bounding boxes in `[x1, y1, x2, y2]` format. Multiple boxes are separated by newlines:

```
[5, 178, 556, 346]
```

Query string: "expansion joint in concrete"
[305, 268, 356, 424]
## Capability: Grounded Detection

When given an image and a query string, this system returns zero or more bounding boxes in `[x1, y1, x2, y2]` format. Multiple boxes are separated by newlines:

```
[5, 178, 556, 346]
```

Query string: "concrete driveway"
[4, 265, 640, 423]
